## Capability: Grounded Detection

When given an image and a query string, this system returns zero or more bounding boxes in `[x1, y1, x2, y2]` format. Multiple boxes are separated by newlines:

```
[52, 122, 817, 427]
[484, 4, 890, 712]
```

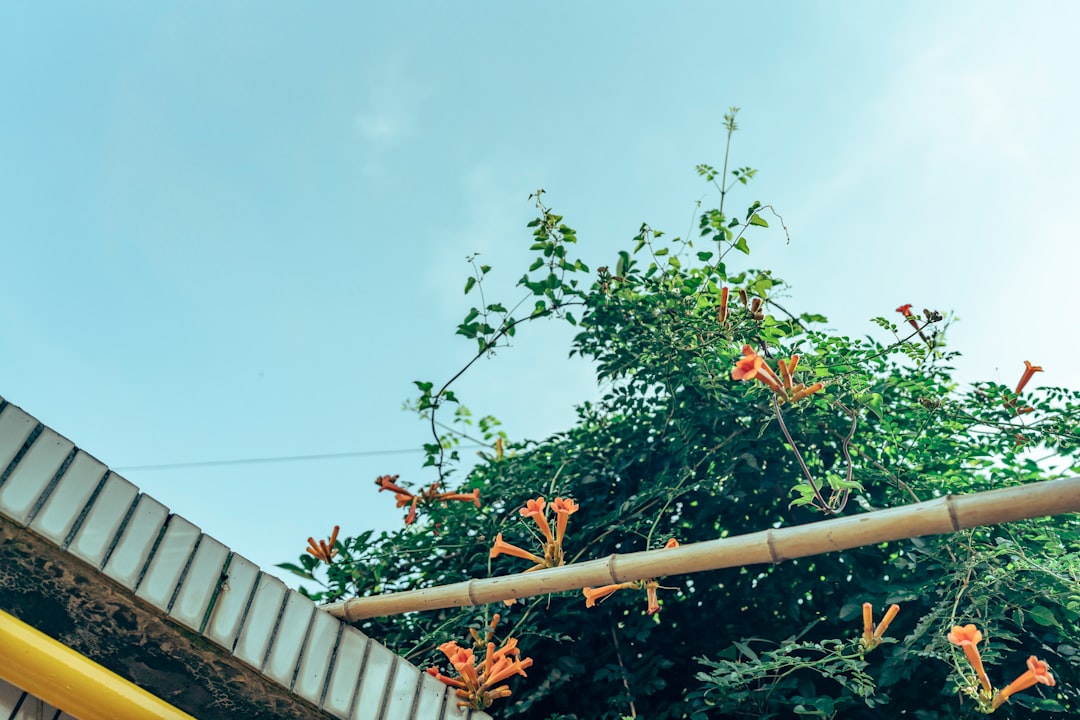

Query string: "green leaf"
[826, 474, 863, 492]
[733, 237, 750, 255]
[749, 213, 769, 228]
[853, 392, 884, 419]
[732, 641, 759, 662]
[697, 251, 714, 261]
[789, 483, 817, 507]
[751, 275, 773, 294]
[839, 602, 865, 622]
[275, 562, 314, 580]
[464, 276, 476, 294]
[1028, 605, 1059, 627]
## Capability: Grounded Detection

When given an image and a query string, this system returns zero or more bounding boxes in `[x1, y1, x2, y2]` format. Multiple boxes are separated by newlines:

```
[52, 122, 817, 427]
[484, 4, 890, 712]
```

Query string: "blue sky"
[2, 2, 1077, 585]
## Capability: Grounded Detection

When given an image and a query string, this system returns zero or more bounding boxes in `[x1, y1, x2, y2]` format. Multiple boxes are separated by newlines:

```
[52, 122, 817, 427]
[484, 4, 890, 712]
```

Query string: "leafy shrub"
[282, 111, 1080, 719]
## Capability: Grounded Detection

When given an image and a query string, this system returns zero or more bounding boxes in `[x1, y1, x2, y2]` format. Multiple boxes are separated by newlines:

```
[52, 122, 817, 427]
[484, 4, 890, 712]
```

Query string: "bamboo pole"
[324, 476, 1080, 622]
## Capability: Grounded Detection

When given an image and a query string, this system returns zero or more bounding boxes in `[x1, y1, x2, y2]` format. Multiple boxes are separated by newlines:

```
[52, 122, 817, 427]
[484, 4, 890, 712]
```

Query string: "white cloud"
[806, 3, 1080, 389]
[350, 55, 427, 173]
[354, 110, 408, 141]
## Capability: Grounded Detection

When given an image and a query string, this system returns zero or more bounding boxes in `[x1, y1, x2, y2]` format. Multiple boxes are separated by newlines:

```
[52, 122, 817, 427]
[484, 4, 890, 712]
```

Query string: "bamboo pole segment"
[324, 476, 1080, 622]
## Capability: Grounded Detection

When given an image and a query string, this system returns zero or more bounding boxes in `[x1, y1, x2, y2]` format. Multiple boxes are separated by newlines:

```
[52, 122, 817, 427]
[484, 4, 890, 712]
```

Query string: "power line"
[114, 445, 485, 472]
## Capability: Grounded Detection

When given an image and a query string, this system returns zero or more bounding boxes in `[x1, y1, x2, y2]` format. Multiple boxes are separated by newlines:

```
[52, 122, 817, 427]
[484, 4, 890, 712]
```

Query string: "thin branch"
[610, 620, 638, 719]
[428, 299, 587, 482]
[772, 397, 829, 511]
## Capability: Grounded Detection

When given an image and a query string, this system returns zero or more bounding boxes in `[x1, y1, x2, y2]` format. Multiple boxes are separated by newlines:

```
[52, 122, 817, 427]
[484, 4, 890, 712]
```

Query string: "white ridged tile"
[352, 641, 395, 720]
[135, 515, 200, 610]
[322, 625, 369, 718]
[382, 661, 420, 720]
[170, 535, 229, 632]
[67, 474, 139, 567]
[0, 427, 73, 524]
[264, 590, 316, 686]
[444, 693, 471, 720]
[294, 608, 341, 704]
[102, 494, 168, 589]
[12, 694, 59, 720]
[204, 552, 259, 650]
[233, 573, 287, 669]
[0, 679, 25, 715]
[29, 450, 107, 545]
[0, 404, 36, 473]
[413, 673, 448, 720]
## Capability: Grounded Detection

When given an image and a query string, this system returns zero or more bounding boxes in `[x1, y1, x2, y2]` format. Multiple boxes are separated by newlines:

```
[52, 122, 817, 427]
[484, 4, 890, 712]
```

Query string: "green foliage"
[284, 123, 1080, 719]
[693, 633, 887, 717]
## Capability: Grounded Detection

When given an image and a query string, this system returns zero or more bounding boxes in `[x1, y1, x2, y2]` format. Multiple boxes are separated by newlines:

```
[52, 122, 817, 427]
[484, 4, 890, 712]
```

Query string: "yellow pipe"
[0, 608, 196, 720]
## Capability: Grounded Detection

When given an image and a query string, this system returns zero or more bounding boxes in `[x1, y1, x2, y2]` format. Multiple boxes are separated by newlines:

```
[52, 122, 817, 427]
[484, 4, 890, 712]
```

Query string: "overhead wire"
[115, 417, 497, 471]
[114, 445, 486, 472]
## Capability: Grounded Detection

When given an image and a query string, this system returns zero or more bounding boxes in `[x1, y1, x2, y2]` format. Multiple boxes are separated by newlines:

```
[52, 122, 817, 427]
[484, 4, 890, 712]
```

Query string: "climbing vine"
[281, 110, 1080, 719]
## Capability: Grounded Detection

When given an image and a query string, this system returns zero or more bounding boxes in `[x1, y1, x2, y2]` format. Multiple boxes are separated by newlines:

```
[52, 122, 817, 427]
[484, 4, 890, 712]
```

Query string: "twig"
[609, 620, 638, 719]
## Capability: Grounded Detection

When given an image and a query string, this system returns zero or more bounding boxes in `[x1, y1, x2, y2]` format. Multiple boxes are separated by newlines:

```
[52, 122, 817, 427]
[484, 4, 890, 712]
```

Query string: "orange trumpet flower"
[583, 538, 679, 614]
[895, 303, 932, 344]
[790, 382, 824, 402]
[551, 497, 579, 547]
[861, 602, 874, 648]
[519, 497, 553, 544]
[732, 345, 786, 396]
[427, 614, 534, 711]
[874, 604, 900, 640]
[992, 655, 1056, 709]
[860, 603, 899, 651]
[1014, 360, 1043, 395]
[493, 497, 580, 571]
[376, 475, 482, 525]
[948, 624, 992, 698]
[489, 532, 545, 569]
[582, 582, 637, 608]
[305, 525, 340, 564]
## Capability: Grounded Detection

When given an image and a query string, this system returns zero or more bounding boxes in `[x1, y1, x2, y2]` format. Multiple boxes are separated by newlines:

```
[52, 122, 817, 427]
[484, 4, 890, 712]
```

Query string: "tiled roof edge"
[0, 395, 487, 720]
